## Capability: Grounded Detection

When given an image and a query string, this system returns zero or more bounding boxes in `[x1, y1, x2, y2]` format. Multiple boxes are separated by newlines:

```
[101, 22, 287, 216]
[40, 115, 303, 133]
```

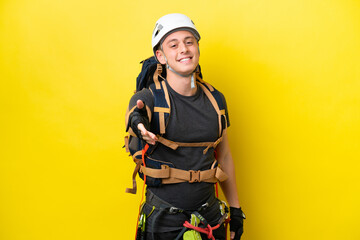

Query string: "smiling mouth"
[178, 57, 192, 62]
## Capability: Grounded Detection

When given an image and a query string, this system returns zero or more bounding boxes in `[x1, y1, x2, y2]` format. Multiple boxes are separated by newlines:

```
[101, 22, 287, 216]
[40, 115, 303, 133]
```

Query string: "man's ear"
[156, 50, 166, 65]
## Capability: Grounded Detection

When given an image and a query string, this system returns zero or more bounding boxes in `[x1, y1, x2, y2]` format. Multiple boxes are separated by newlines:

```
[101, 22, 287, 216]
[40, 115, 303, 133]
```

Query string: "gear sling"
[124, 57, 230, 239]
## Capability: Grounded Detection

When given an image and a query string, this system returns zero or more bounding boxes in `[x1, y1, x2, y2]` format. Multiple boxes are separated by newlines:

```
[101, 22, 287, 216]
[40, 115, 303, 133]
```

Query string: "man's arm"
[216, 130, 240, 208]
[216, 130, 245, 240]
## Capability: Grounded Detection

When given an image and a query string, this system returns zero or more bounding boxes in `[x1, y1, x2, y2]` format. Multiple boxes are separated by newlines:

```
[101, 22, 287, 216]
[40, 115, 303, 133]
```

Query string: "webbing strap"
[128, 128, 136, 137]
[154, 107, 170, 113]
[153, 64, 162, 89]
[159, 112, 165, 134]
[156, 136, 179, 150]
[197, 75, 214, 92]
[139, 164, 228, 184]
[203, 137, 223, 154]
[156, 135, 223, 154]
[198, 83, 222, 137]
[124, 135, 129, 152]
[125, 151, 143, 194]
[124, 105, 135, 131]
[152, 78, 170, 134]
[214, 166, 228, 182]
[125, 162, 140, 194]
[161, 80, 171, 109]
[132, 150, 142, 162]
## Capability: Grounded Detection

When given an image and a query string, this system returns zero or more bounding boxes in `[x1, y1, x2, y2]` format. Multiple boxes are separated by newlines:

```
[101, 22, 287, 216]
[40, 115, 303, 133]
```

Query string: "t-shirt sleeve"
[220, 92, 230, 127]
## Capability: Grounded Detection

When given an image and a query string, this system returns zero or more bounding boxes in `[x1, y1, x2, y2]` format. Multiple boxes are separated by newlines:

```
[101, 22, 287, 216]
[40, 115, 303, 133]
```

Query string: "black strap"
[147, 190, 185, 239]
[174, 227, 188, 240]
[151, 205, 168, 240]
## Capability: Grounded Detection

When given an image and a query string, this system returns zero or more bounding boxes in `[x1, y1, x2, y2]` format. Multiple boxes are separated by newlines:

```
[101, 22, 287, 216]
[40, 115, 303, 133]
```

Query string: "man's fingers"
[230, 231, 235, 240]
[137, 123, 157, 145]
[136, 100, 144, 109]
[147, 131, 158, 142]
[146, 130, 157, 139]
[143, 131, 157, 145]
[137, 123, 146, 135]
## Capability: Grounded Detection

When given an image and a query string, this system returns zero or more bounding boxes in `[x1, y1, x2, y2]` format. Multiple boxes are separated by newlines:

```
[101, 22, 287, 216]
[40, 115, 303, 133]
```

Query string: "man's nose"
[179, 42, 188, 53]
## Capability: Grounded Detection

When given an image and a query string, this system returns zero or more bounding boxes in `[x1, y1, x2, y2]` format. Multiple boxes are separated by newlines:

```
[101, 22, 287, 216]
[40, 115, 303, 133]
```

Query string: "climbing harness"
[138, 189, 230, 240]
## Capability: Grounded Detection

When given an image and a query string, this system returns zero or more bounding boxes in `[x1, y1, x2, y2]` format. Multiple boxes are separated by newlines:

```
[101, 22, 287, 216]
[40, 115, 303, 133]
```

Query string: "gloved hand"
[129, 100, 150, 140]
[230, 207, 246, 240]
[128, 100, 157, 145]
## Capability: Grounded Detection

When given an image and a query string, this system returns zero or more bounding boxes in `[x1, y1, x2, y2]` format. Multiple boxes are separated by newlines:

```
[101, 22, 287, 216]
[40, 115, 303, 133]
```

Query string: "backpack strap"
[125, 161, 141, 194]
[125, 151, 142, 194]
[153, 63, 163, 90]
[149, 76, 170, 135]
[196, 74, 214, 91]
[196, 77, 228, 137]
[198, 83, 223, 138]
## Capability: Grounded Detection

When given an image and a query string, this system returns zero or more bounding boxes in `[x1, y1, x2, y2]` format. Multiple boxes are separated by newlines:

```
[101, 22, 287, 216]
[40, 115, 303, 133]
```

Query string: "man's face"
[156, 30, 200, 76]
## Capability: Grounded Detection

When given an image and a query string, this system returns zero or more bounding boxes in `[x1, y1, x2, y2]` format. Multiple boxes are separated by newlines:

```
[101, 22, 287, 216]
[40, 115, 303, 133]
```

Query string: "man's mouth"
[178, 57, 192, 63]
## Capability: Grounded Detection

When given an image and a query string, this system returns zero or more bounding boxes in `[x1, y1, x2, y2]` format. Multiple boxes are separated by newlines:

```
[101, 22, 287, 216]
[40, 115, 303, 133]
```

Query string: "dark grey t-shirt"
[128, 80, 230, 231]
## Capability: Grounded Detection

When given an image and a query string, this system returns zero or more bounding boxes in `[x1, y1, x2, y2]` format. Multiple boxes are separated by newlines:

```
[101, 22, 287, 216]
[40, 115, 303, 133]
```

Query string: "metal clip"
[169, 207, 181, 214]
[198, 202, 209, 212]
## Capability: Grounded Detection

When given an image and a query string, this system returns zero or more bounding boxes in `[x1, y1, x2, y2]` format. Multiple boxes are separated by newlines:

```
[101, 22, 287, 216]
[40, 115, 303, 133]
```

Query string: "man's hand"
[131, 100, 158, 145]
[230, 207, 245, 240]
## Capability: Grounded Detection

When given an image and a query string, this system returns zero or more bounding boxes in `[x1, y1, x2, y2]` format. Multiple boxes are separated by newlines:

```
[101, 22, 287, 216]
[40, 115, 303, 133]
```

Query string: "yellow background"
[1, 0, 359, 239]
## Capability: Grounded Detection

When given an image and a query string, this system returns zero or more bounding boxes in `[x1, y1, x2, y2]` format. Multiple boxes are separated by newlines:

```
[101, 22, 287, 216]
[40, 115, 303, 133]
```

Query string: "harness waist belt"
[146, 189, 218, 212]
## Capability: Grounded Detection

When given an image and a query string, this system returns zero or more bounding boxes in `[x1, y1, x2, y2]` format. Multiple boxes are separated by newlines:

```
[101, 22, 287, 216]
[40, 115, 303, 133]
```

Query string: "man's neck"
[166, 71, 197, 96]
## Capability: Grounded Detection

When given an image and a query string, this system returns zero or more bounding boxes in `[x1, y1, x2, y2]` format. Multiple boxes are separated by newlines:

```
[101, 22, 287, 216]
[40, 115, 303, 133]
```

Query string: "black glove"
[230, 207, 246, 240]
[128, 101, 150, 140]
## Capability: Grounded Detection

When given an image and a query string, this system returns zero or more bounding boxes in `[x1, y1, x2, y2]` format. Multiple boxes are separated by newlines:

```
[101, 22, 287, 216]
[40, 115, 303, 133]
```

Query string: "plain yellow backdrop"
[1, 0, 360, 239]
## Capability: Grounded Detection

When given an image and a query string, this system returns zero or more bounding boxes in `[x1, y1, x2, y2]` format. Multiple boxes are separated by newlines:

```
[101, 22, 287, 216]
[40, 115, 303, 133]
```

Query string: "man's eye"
[171, 44, 177, 48]
[186, 41, 193, 45]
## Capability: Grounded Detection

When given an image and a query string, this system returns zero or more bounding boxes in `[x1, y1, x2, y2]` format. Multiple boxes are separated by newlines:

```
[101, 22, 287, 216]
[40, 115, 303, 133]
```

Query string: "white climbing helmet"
[151, 13, 201, 55]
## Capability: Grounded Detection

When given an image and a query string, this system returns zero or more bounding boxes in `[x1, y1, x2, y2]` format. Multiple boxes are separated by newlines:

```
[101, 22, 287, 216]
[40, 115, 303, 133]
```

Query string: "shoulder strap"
[149, 65, 170, 135]
[196, 76, 227, 137]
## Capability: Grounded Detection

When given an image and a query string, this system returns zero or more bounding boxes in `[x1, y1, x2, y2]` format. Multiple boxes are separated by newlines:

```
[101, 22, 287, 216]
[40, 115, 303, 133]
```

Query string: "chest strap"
[139, 163, 228, 184]
[157, 135, 223, 155]
[125, 133, 223, 155]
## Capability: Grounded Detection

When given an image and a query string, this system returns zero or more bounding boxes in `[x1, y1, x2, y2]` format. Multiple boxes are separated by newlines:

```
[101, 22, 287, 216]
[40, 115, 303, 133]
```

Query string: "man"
[126, 13, 245, 240]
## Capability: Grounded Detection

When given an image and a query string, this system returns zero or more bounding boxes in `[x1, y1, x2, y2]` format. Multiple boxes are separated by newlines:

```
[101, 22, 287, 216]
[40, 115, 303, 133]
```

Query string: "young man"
[126, 13, 245, 240]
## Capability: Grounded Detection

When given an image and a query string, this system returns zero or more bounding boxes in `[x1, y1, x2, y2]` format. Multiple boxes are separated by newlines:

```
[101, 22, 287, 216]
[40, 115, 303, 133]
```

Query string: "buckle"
[198, 202, 209, 212]
[169, 207, 181, 214]
[189, 170, 200, 183]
